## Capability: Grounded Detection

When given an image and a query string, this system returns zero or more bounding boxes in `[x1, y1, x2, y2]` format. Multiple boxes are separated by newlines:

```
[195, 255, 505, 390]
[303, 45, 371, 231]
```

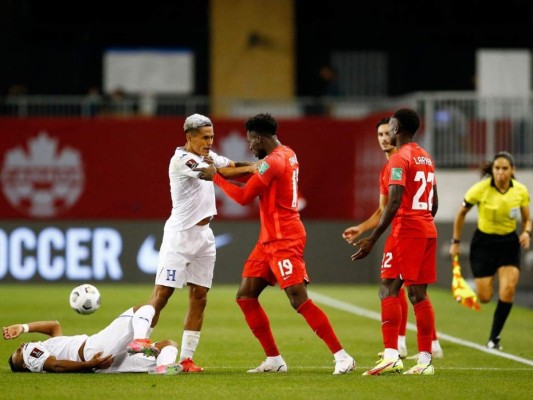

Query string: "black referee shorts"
[469, 229, 520, 278]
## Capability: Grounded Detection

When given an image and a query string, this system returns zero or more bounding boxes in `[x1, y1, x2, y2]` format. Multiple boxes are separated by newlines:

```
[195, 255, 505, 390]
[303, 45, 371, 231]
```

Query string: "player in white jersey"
[146, 113, 256, 372]
[4, 305, 181, 374]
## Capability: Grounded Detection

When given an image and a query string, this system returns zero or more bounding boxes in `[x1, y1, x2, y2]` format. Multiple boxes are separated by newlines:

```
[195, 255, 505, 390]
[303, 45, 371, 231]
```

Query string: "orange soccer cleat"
[180, 357, 204, 372]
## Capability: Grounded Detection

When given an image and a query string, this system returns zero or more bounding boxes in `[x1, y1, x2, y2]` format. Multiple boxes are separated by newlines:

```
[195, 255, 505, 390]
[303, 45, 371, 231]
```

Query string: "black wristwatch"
[450, 239, 460, 244]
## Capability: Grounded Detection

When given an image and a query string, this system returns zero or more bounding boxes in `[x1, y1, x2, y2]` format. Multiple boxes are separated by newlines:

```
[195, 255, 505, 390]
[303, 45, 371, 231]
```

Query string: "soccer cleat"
[149, 363, 183, 375]
[247, 359, 288, 373]
[403, 363, 434, 375]
[180, 357, 204, 372]
[127, 339, 159, 357]
[487, 338, 503, 351]
[333, 356, 356, 375]
[363, 357, 403, 376]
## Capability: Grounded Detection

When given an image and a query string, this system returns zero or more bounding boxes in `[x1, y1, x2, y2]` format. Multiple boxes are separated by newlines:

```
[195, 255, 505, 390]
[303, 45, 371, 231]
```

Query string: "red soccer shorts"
[243, 238, 310, 289]
[380, 236, 437, 286]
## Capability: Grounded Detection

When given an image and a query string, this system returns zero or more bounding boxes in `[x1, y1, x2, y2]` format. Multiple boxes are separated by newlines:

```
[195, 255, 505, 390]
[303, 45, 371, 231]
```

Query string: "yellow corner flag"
[451, 254, 481, 311]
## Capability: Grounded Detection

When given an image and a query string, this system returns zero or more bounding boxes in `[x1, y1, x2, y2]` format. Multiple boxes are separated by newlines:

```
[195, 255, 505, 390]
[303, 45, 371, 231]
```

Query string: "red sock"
[297, 299, 342, 354]
[381, 296, 401, 349]
[236, 298, 279, 357]
[426, 294, 438, 341]
[398, 287, 408, 336]
[413, 300, 434, 353]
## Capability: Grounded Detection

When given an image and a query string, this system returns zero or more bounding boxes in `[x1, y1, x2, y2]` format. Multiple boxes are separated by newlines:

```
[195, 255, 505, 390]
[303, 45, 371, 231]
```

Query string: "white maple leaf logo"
[1, 132, 85, 218]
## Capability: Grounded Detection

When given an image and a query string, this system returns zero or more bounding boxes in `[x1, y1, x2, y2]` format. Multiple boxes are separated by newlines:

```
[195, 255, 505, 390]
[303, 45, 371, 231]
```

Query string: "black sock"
[489, 300, 513, 340]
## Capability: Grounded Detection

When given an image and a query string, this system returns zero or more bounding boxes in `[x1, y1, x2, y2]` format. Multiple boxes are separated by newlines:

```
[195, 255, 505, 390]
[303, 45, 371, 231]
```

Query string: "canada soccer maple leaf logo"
[1, 132, 85, 218]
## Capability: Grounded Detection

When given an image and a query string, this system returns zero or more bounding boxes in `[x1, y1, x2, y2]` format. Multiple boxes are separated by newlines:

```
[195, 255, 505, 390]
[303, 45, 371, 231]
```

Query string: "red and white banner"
[0, 116, 390, 221]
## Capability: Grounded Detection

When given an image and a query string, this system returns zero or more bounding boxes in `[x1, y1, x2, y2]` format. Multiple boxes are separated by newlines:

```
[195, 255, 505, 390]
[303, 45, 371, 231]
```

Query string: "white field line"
[308, 290, 533, 367]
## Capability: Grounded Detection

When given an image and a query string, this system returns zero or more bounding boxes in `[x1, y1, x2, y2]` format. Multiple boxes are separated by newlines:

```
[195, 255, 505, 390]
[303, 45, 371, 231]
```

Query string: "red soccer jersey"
[387, 142, 437, 238]
[255, 145, 306, 243]
[213, 145, 305, 244]
[379, 161, 391, 196]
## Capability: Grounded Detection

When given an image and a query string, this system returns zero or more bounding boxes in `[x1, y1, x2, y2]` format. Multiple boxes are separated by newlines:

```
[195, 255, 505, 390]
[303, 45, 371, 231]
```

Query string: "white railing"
[2, 92, 533, 168]
[415, 92, 533, 168]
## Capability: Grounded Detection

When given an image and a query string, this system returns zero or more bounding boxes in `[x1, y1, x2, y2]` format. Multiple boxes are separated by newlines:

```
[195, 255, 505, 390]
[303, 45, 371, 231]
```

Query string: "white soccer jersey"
[22, 335, 88, 372]
[20, 308, 149, 373]
[164, 148, 231, 231]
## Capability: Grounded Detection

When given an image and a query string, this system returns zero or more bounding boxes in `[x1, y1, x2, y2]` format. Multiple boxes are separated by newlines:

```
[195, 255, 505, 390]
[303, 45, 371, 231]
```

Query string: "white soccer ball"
[69, 284, 101, 315]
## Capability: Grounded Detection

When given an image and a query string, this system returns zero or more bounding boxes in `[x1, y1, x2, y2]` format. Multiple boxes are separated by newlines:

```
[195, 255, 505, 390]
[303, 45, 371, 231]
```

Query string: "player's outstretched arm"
[213, 172, 265, 206]
[218, 162, 257, 179]
[343, 194, 388, 244]
[3, 321, 62, 340]
[351, 186, 402, 261]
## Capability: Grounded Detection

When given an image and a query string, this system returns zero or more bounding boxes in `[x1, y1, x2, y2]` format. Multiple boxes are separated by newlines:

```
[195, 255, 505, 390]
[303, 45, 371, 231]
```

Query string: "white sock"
[157, 345, 179, 367]
[267, 355, 284, 364]
[180, 330, 201, 361]
[431, 340, 441, 351]
[383, 348, 399, 360]
[398, 335, 406, 349]
[333, 349, 349, 361]
[132, 305, 155, 339]
[418, 351, 432, 365]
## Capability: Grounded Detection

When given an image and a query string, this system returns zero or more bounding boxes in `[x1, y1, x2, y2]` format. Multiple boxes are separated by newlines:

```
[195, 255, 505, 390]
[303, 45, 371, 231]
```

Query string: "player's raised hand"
[351, 237, 375, 261]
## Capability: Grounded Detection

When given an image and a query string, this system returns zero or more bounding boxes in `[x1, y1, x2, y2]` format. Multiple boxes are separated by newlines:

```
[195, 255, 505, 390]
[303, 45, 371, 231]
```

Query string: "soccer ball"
[69, 284, 101, 315]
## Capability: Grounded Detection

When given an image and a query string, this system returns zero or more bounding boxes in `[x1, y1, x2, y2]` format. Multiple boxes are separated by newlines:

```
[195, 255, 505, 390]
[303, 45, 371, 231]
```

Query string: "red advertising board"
[0, 115, 389, 221]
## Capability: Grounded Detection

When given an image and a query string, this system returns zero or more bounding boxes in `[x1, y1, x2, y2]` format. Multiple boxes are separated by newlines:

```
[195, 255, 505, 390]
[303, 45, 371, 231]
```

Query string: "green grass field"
[1, 283, 532, 399]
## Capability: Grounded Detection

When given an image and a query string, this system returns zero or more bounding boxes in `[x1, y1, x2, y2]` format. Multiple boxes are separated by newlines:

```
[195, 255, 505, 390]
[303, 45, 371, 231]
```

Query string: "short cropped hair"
[8, 355, 29, 373]
[392, 108, 420, 136]
[183, 114, 213, 133]
[245, 113, 278, 136]
[375, 117, 389, 129]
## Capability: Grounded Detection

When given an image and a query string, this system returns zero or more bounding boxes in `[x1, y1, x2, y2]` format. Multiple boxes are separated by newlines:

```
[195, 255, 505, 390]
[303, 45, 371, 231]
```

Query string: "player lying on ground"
[3, 305, 181, 374]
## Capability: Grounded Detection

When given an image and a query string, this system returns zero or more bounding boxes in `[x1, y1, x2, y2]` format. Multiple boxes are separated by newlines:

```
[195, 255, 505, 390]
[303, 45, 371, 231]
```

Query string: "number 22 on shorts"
[381, 252, 393, 269]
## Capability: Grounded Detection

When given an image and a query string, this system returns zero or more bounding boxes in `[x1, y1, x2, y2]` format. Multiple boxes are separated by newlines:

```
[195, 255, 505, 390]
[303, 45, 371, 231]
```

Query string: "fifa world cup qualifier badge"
[258, 161, 270, 175]
[391, 168, 402, 181]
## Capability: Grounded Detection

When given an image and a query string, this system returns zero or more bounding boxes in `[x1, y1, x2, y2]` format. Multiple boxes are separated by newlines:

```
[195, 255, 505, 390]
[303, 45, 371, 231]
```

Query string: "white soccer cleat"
[333, 356, 356, 375]
[247, 359, 288, 373]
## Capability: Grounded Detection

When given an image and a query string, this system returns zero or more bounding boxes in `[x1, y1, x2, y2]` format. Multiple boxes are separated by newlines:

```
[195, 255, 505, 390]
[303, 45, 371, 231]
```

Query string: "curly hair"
[245, 113, 278, 136]
[392, 108, 420, 136]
